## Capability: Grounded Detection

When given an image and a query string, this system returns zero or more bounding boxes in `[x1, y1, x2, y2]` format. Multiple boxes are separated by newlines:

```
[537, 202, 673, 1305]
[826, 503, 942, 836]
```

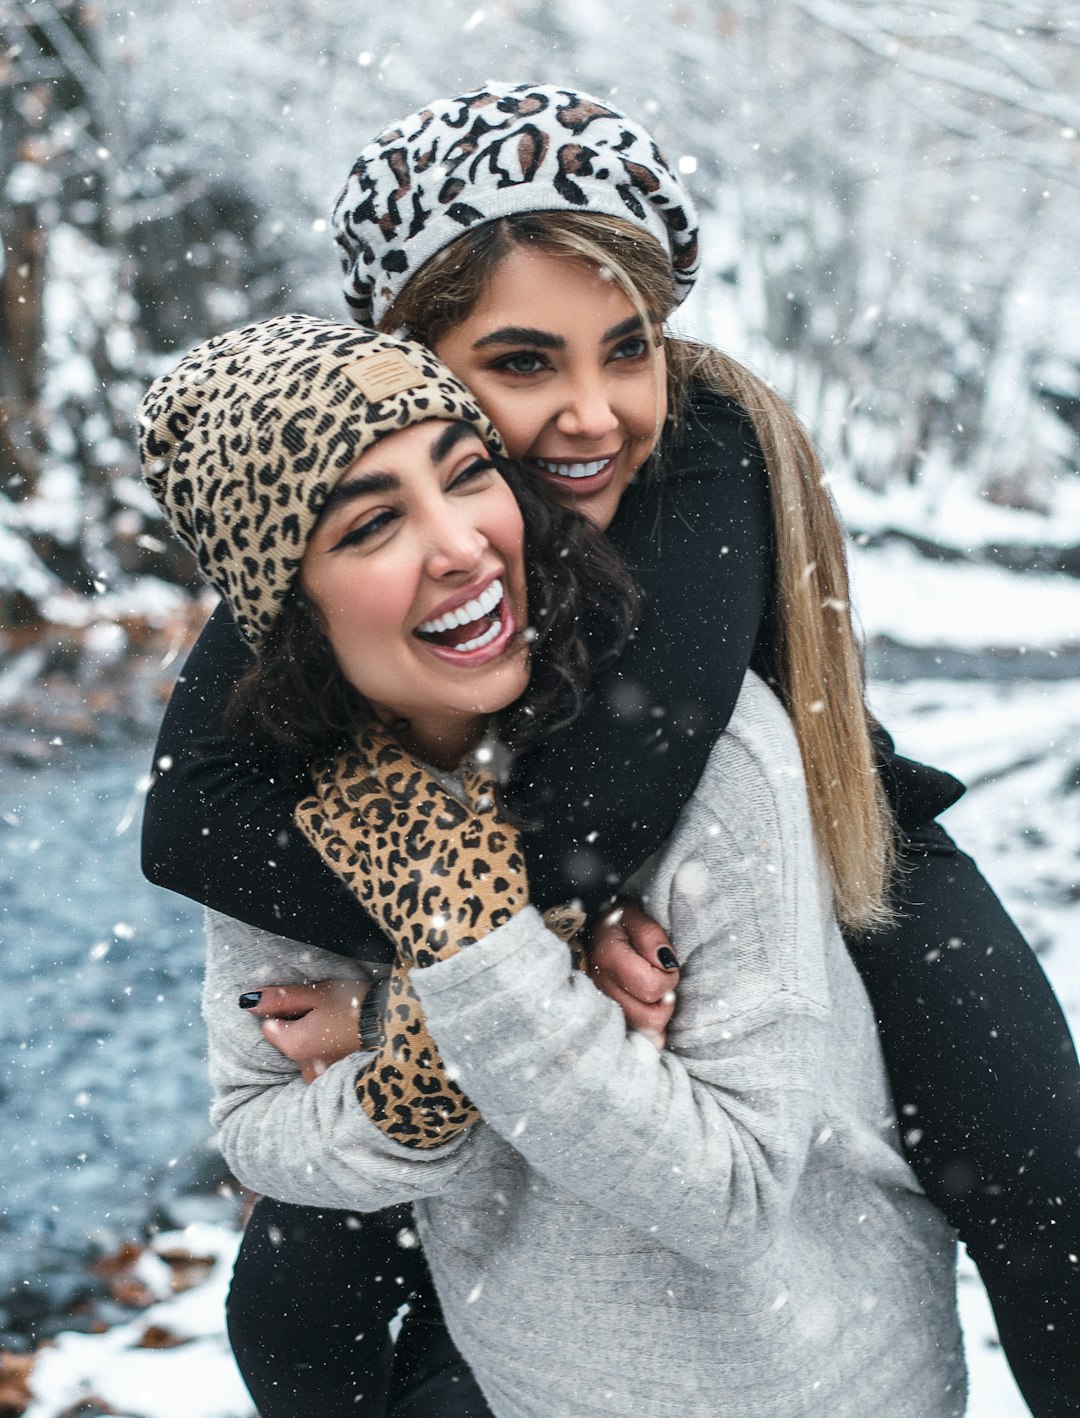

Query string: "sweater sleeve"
[202, 910, 492, 1210]
[412, 680, 835, 1269]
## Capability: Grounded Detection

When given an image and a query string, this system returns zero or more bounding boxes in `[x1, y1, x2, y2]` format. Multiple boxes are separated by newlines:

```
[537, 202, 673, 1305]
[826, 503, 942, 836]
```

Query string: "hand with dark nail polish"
[586, 900, 680, 1048]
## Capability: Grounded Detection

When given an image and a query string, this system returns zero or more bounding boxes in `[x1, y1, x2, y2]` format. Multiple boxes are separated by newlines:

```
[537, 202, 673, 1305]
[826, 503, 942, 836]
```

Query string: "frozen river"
[0, 738, 212, 1342]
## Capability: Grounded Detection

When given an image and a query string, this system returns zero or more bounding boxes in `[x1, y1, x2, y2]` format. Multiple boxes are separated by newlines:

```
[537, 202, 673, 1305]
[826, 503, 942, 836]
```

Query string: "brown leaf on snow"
[56, 1399, 119, 1417]
[90, 1241, 157, 1309]
[0, 1350, 35, 1416]
[111, 1278, 159, 1307]
[136, 1324, 191, 1350]
[154, 1247, 215, 1294]
[91, 1241, 142, 1277]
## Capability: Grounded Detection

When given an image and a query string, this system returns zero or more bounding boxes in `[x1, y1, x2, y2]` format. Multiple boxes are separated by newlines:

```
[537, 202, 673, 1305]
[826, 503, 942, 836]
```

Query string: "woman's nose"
[425, 514, 488, 579]
[554, 378, 620, 441]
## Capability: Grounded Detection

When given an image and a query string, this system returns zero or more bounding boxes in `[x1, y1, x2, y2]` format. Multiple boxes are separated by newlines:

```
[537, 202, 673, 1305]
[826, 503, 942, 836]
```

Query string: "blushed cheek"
[320, 590, 406, 702]
[506, 419, 542, 464]
[489, 495, 526, 566]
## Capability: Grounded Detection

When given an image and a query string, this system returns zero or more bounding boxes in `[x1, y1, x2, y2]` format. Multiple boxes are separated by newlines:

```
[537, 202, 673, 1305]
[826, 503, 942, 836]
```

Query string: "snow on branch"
[793, 0, 1080, 131]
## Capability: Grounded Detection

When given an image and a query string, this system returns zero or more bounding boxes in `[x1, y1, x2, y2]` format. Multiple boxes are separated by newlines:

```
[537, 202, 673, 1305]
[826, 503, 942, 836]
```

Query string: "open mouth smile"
[414, 577, 517, 661]
[535, 457, 612, 480]
[532, 453, 619, 496]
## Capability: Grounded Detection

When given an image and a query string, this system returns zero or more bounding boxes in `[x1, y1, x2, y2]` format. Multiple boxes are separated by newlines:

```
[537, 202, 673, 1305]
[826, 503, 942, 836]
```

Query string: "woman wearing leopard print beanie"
[140, 312, 642, 1414]
[144, 83, 1080, 1417]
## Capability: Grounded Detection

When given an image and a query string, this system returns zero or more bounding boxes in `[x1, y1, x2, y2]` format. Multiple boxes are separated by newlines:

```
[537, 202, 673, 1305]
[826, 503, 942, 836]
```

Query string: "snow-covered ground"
[21, 1227, 253, 1418]
[853, 541, 1080, 652]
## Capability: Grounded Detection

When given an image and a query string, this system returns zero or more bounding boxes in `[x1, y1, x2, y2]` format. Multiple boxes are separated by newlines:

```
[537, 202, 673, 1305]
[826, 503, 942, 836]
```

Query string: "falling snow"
[2, 3, 1079, 1415]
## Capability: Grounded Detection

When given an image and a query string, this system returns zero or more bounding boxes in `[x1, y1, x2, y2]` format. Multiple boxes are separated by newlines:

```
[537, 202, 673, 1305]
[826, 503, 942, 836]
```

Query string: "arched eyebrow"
[319, 470, 400, 518]
[430, 419, 484, 463]
[471, 314, 654, 352]
[473, 326, 564, 351]
[318, 422, 483, 517]
[602, 314, 652, 344]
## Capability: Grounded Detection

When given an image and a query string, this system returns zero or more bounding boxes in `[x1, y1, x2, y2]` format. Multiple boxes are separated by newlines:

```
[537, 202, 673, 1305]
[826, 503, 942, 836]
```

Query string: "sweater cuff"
[413, 904, 558, 997]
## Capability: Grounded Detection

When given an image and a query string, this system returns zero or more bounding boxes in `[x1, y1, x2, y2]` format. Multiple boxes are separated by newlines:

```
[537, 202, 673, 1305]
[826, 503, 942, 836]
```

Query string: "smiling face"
[300, 419, 529, 769]
[433, 248, 667, 532]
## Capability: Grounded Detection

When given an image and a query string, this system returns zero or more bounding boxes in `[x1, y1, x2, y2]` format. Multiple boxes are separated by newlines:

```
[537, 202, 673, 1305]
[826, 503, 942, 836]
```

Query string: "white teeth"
[418, 578, 503, 636]
[453, 617, 503, 652]
[536, 458, 610, 480]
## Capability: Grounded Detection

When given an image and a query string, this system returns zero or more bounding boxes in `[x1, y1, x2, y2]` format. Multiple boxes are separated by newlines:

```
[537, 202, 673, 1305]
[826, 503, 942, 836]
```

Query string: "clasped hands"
[245, 727, 680, 1143]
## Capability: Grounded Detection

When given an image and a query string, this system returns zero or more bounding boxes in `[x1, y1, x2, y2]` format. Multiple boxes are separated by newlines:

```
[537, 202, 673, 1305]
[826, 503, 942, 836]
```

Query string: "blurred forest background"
[1, 5, 1079, 1412]
[1, 0, 1079, 745]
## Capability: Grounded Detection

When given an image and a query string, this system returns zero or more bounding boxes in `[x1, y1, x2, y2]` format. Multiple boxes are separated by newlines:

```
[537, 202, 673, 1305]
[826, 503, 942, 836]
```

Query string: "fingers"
[313, 754, 382, 827]
[240, 983, 323, 1020]
[355, 727, 439, 806]
[254, 979, 370, 1075]
[592, 950, 674, 1005]
[295, 798, 369, 877]
[593, 974, 676, 1037]
[260, 1010, 360, 1058]
[617, 901, 679, 972]
[587, 911, 677, 1006]
[259, 1014, 317, 1059]
[587, 900, 679, 1042]
[309, 743, 384, 829]
[331, 733, 462, 826]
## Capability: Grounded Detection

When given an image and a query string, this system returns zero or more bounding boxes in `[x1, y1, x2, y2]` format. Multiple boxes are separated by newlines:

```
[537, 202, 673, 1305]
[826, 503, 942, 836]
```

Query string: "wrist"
[359, 975, 390, 1050]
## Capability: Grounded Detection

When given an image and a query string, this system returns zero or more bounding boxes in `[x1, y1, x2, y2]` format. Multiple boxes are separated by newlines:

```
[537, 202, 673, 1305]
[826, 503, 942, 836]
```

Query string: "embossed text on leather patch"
[341, 351, 426, 401]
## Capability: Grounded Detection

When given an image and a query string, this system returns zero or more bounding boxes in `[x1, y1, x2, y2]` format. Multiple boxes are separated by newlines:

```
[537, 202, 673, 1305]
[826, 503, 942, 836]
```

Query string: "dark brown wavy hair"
[226, 452, 638, 759]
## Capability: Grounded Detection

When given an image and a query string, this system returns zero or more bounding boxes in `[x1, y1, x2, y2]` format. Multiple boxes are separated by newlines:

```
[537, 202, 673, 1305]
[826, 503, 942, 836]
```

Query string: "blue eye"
[491, 351, 548, 375]
[612, 335, 649, 361]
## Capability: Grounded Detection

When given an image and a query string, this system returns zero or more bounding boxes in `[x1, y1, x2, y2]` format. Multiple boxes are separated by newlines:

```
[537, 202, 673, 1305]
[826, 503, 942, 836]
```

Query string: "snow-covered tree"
[2, 0, 1078, 706]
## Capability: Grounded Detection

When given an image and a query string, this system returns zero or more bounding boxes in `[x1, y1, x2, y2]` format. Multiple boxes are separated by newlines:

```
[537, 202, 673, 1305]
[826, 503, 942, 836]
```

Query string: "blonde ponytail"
[667, 340, 895, 930]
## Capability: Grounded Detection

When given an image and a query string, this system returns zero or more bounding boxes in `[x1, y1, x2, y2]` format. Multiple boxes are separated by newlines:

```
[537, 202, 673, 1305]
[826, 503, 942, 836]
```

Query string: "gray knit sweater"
[203, 673, 966, 1418]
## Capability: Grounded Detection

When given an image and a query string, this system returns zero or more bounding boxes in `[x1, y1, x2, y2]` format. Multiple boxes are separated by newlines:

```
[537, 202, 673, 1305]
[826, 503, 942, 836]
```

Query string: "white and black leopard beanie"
[332, 81, 700, 328]
[138, 313, 504, 646]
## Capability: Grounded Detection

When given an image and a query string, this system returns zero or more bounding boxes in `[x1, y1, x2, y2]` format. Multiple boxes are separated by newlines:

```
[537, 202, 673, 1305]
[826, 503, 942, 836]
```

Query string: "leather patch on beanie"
[342, 350, 426, 401]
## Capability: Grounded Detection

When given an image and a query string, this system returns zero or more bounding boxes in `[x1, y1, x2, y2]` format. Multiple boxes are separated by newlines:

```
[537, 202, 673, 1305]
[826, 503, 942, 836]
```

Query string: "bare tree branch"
[794, 0, 1080, 130]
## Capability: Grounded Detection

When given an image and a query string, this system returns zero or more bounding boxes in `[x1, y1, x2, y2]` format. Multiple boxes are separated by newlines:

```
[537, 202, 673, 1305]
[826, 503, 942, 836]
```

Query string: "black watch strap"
[359, 976, 390, 1051]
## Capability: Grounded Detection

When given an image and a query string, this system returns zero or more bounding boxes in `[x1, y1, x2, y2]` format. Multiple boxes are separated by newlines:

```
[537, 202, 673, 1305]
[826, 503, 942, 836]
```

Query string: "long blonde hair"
[384, 213, 895, 930]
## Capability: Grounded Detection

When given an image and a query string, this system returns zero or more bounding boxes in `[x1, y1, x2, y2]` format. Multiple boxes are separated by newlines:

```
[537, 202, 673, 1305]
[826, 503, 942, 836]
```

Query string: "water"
[0, 736, 216, 1342]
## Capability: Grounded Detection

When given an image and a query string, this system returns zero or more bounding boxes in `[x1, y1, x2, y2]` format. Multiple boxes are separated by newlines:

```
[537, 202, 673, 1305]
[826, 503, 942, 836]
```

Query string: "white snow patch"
[834, 465, 1080, 550]
[24, 1227, 254, 1418]
[850, 541, 1080, 649]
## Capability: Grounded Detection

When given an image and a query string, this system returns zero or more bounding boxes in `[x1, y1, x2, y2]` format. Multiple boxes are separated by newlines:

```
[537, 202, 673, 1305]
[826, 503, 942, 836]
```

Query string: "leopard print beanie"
[332, 81, 700, 328]
[137, 313, 504, 646]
